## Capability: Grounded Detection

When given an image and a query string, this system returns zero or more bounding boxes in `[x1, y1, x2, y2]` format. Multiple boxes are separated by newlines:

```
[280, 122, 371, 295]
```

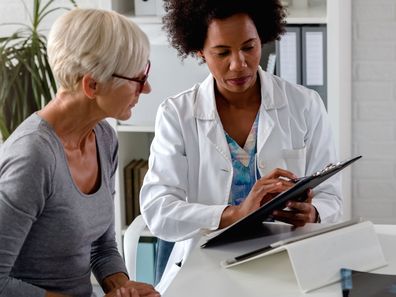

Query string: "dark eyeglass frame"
[112, 60, 151, 93]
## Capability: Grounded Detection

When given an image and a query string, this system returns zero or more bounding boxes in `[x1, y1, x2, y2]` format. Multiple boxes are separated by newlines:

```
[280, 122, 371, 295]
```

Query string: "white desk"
[163, 225, 396, 297]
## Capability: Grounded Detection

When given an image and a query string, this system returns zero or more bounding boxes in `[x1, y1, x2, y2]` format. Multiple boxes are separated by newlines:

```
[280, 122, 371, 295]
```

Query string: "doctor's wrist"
[219, 205, 242, 229]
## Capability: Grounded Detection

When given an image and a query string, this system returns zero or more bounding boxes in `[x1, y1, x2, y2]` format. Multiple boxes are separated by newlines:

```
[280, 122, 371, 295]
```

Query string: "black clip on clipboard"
[201, 155, 362, 248]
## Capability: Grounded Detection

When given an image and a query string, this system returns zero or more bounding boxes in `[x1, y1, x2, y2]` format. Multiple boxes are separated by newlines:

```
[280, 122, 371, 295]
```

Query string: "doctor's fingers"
[246, 182, 282, 204]
[242, 182, 283, 214]
[272, 206, 314, 227]
[272, 211, 307, 227]
[249, 183, 284, 204]
[254, 177, 294, 192]
[261, 168, 298, 181]
[284, 201, 316, 223]
[305, 189, 314, 203]
[251, 180, 283, 195]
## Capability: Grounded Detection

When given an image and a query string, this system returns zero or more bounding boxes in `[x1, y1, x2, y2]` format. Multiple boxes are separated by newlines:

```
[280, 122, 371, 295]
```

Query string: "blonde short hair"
[47, 8, 150, 90]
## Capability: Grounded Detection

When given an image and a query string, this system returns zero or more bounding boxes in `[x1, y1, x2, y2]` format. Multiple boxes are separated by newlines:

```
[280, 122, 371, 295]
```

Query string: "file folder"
[201, 155, 362, 248]
[276, 26, 301, 85]
[274, 25, 327, 108]
[302, 26, 327, 106]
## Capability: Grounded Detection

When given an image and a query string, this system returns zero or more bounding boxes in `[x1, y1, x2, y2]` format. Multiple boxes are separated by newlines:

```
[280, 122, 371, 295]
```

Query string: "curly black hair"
[162, 0, 287, 59]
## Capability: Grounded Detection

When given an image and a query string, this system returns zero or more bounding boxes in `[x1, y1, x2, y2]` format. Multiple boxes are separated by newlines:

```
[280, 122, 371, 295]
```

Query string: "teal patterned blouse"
[225, 114, 260, 205]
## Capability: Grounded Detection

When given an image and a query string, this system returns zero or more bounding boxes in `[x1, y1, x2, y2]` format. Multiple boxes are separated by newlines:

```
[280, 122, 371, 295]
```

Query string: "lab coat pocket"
[281, 147, 306, 176]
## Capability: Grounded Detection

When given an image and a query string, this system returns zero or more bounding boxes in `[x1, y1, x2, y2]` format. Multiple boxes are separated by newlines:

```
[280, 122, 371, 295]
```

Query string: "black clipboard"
[201, 155, 362, 248]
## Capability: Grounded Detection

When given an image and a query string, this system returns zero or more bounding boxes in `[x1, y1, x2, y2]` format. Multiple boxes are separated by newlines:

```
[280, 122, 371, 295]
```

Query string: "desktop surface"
[163, 224, 396, 297]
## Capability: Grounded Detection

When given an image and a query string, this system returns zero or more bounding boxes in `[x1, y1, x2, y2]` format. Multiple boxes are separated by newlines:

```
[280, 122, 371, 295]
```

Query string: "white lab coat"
[140, 67, 342, 293]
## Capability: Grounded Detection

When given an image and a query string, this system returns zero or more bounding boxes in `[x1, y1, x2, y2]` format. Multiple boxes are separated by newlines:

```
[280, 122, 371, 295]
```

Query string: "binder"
[124, 159, 141, 225]
[201, 155, 362, 248]
[273, 25, 327, 108]
[302, 26, 327, 107]
[276, 26, 302, 85]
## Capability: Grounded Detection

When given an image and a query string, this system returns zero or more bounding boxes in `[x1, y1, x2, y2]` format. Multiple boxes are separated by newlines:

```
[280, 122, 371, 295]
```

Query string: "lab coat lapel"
[256, 68, 286, 162]
[257, 104, 275, 155]
[194, 75, 231, 164]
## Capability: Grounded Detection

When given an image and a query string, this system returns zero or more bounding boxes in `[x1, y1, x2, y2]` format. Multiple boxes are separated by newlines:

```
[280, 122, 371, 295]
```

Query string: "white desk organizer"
[224, 221, 387, 292]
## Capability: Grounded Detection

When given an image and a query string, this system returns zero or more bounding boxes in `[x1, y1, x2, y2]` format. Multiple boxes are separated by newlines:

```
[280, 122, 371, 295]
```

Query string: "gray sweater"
[0, 114, 128, 297]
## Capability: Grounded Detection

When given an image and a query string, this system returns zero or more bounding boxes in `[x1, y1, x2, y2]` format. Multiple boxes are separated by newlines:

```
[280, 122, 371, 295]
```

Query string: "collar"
[194, 66, 287, 121]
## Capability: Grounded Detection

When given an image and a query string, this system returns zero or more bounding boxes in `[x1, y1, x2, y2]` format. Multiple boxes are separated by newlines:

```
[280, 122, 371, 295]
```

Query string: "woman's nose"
[141, 81, 151, 94]
[229, 52, 247, 71]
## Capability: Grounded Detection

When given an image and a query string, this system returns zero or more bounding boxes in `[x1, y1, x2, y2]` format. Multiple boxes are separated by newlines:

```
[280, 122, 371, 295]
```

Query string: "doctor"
[140, 0, 342, 292]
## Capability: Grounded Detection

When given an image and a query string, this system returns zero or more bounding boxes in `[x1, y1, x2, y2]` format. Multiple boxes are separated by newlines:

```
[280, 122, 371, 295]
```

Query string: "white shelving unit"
[102, 0, 352, 253]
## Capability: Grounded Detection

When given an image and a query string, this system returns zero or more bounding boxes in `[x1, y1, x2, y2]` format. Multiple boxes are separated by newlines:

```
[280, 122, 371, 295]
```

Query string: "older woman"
[0, 8, 159, 297]
[140, 0, 342, 293]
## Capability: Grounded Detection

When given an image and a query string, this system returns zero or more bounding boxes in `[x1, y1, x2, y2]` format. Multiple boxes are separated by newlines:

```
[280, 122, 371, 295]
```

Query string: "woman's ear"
[81, 74, 97, 99]
[197, 51, 206, 63]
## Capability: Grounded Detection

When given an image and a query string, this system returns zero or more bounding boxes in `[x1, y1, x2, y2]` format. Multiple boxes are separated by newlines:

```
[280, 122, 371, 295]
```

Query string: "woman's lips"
[227, 75, 251, 86]
[129, 101, 137, 109]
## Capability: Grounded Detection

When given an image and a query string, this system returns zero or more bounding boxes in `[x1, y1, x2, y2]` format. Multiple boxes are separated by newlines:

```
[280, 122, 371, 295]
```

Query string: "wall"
[352, 0, 396, 224]
[0, 0, 99, 142]
[0, 1, 99, 36]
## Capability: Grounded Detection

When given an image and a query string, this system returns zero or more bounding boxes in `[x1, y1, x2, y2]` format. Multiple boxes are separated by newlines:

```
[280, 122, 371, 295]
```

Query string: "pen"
[289, 176, 307, 183]
[279, 176, 305, 183]
[279, 175, 310, 183]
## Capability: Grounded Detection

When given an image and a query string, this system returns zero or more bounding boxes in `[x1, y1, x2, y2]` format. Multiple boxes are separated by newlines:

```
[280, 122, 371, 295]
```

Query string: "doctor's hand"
[219, 168, 298, 229]
[272, 189, 318, 226]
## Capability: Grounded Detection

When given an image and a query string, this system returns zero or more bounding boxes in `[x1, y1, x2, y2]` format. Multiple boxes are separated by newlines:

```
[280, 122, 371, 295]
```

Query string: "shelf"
[119, 3, 326, 25]
[117, 124, 155, 133]
[286, 3, 327, 24]
[121, 11, 163, 24]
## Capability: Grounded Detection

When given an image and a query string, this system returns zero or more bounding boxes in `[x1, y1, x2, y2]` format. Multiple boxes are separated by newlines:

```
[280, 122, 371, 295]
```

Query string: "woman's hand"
[105, 286, 140, 297]
[219, 168, 298, 228]
[105, 281, 160, 297]
[272, 189, 318, 226]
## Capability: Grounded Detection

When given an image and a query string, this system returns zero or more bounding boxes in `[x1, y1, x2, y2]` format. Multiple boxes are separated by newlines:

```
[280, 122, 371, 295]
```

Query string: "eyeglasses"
[112, 60, 151, 93]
